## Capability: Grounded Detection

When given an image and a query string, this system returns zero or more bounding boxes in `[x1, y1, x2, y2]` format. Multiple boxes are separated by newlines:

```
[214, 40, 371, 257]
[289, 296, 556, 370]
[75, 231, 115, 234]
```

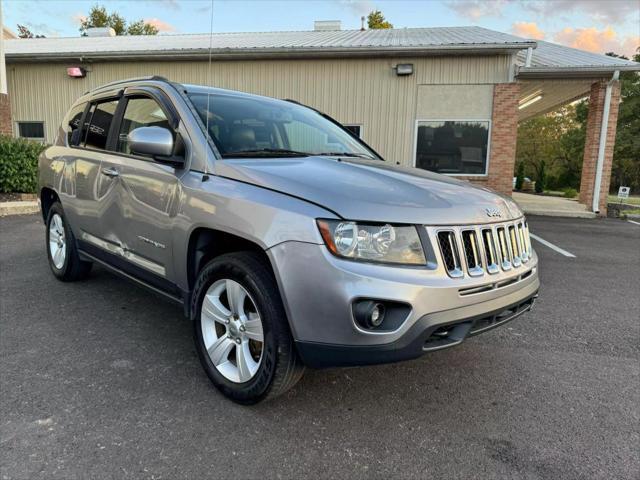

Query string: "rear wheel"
[46, 202, 92, 281]
[192, 252, 304, 404]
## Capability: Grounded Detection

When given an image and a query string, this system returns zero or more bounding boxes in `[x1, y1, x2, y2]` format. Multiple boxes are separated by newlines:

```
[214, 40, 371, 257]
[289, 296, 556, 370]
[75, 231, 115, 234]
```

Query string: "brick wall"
[455, 82, 520, 196]
[0, 93, 12, 136]
[578, 80, 621, 215]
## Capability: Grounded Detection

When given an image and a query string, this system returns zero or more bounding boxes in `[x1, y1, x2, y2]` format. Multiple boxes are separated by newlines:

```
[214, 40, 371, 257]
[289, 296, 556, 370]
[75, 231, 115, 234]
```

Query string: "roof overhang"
[5, 42, 536, 63]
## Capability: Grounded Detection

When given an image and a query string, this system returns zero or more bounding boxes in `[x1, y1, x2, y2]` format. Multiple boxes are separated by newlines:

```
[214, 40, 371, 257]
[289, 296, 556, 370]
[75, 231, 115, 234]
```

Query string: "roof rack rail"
[85, 76, 171, 94]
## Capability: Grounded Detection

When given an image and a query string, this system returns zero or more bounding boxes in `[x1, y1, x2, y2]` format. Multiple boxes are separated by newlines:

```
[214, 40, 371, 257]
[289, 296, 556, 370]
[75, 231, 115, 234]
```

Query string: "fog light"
[353, 300, 386, 329]
[370, 303, 385, 327]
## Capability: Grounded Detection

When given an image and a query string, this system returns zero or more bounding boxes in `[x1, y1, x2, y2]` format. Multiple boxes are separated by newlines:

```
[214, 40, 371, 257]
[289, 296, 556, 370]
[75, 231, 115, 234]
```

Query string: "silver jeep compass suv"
[39, 77, 539, 403]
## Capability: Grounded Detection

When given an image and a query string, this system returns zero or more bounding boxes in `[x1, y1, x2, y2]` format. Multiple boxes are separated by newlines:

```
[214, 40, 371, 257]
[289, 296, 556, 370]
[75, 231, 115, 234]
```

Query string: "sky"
[2, 0, 639, 57]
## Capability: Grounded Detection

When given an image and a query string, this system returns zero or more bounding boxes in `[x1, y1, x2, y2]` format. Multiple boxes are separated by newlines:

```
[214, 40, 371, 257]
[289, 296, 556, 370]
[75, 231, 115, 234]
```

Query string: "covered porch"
[513, 40, 638, 216]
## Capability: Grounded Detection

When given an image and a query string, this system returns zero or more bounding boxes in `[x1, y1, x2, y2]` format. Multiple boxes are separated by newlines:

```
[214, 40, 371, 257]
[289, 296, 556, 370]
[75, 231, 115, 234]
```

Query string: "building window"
[17, 122, 45, 141]
[415, 120, 490, 175]
[344, 125, 362, 138]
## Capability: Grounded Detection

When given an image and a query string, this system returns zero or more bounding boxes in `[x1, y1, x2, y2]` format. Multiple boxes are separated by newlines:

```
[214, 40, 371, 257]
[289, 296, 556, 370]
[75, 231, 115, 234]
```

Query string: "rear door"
[65, 97, 121, 242]
[97, 91, 184, 285]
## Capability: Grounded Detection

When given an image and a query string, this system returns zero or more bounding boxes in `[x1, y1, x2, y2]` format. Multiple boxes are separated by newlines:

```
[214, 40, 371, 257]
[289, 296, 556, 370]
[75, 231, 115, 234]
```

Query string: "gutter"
[516, 64, 639, 78]
[592, 70, 619, 214]
[4, 42, 537, 63]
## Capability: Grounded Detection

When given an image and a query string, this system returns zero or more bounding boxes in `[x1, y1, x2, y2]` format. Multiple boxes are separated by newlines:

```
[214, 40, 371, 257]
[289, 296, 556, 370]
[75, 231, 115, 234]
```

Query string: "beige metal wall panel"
[416, 85, 494, 119]
[7, 55, 510, 164]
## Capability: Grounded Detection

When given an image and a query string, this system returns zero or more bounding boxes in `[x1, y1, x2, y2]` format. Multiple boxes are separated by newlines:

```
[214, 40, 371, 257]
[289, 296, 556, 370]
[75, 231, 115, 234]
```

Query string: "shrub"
[563, 187, 578, 198]
[0, 136, 47, 193]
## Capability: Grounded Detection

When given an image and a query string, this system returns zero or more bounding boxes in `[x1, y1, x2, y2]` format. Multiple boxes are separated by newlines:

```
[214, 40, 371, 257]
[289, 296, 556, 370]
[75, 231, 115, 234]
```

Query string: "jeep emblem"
[485, 207, 503, 218]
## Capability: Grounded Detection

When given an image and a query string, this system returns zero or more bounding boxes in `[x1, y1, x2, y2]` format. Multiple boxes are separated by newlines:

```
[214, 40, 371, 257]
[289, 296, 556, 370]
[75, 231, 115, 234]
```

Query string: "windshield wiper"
[221, 148, 311, 158]
[315, 152, 375, 159]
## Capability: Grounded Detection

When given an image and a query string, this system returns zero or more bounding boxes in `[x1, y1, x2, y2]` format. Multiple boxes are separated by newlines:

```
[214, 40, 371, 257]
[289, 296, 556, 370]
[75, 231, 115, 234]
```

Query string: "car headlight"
[317, 219, 426, 265]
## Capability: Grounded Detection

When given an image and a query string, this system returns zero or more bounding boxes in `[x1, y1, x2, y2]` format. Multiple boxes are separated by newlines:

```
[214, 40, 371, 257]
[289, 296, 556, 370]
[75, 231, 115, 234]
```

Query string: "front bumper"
[268, 241, 539, 367]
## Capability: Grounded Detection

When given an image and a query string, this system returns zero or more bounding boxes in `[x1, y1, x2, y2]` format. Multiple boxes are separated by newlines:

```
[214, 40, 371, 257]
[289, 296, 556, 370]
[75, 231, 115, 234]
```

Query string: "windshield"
[187, 92, 376, 159]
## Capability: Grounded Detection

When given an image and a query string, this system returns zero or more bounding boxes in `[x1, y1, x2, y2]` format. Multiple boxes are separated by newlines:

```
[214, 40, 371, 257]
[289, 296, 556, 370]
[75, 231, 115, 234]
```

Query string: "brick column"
[0, 93, 11, 136]
[579, 80, 621, 215]
[459, 83, 520, 196]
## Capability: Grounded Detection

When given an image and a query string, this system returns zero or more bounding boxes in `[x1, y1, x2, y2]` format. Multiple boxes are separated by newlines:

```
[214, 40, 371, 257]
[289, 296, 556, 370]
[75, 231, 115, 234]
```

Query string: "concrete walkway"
[512, 192, 596, 218]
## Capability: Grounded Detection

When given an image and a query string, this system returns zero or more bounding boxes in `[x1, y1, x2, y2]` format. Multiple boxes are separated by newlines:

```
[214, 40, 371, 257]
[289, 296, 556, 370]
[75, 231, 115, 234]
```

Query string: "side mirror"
[128, 126, 175, 159]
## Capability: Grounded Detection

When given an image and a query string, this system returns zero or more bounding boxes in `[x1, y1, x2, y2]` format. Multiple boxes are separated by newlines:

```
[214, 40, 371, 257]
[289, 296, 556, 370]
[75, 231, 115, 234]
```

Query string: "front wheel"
[46, 202, 92, 281]
[192, 252, 304, 404]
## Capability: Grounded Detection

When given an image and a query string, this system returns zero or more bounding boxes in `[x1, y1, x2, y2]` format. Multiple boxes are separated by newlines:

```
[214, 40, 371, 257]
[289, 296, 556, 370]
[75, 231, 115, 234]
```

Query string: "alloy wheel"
[48, 213, 66, 269]
[200, 279, 264, 383]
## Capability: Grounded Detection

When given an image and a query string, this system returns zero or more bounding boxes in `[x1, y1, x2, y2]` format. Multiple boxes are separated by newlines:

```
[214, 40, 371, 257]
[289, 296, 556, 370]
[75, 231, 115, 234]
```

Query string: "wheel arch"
[40, 187, 60, 223]
[186, 227, 273, 291]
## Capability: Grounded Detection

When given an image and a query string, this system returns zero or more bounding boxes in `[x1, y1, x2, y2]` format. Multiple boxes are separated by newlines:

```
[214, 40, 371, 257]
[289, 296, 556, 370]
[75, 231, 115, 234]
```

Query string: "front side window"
[415, 120, 490, 175]
[17, 122, 45, 141]
[83, 99, 119, 151]
[117, 97, 171, 154]
[188, 92, 375, 159]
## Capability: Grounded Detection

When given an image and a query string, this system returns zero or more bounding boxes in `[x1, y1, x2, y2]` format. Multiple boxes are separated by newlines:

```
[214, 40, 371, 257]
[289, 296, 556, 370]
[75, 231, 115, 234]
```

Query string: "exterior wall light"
[66, 67, 87, 78]
[394, 63, 414, 76]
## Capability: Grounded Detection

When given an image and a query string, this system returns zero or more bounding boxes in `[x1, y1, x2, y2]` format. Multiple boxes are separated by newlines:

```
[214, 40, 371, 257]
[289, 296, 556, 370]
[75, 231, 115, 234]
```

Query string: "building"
[2, 25, 639, 214]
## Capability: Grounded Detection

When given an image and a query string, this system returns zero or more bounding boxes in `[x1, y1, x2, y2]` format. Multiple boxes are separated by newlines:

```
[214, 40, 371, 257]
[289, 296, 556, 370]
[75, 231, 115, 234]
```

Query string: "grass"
[608, 194, 640, 206]
[621, 208, 640, 216]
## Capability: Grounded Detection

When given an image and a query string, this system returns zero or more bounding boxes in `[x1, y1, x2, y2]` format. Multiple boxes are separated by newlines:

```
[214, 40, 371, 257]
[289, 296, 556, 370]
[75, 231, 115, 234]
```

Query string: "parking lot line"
[529, 233, 576, 258]
[627, 220, 640, 226]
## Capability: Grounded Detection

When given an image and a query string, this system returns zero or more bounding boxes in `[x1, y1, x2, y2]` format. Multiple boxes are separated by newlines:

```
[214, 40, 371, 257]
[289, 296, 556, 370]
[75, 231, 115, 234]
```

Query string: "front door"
[98, 95, 183, 284]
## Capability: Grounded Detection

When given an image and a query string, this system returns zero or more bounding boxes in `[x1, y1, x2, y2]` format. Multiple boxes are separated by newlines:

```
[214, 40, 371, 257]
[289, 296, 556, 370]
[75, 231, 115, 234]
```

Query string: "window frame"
[412, 118, 492, 177]
[67, 87, 184, 166]
[16, 121, 46, 142]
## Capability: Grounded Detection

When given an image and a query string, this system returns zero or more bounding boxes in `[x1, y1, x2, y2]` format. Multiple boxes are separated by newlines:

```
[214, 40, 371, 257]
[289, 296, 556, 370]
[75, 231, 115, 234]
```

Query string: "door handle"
[101, 167, 120, 178]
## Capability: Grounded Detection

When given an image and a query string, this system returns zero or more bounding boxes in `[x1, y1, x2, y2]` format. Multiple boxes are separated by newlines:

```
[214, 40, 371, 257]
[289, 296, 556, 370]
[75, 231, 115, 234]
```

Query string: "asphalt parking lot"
[1, 214, 638, 479]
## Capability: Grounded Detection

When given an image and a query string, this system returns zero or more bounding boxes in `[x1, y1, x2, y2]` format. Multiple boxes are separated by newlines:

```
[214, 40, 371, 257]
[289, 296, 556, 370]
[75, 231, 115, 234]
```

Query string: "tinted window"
[117, 97, 171, 154]
[415, 120, 489, 175]
[84, 99, 119, 151]
[65, 103, 86, 145]
[17, 122, 45, 140]
[188, 93, 374, 159]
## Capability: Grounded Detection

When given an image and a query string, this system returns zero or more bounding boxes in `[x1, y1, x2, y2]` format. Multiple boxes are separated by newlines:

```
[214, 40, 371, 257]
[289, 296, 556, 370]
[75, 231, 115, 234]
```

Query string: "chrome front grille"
[432, 219, 532, 279]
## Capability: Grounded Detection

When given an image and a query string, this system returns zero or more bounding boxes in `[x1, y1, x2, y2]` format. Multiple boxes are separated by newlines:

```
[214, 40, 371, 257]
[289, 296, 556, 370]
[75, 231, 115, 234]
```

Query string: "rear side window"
[65, 103, 86, 145]
[116, 97, 171, 154]
[83, 99, 119, 151]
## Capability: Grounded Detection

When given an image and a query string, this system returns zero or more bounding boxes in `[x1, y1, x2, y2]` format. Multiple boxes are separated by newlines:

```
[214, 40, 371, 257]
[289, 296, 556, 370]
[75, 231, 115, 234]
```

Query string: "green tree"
[608, 49, 640, 193]
[79, 4, 158, 36]
[367, 10, 393, 29]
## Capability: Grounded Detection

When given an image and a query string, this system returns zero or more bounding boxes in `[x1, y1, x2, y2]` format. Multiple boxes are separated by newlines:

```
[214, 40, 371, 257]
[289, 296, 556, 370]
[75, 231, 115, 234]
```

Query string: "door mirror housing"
[128, 127, 182, 164]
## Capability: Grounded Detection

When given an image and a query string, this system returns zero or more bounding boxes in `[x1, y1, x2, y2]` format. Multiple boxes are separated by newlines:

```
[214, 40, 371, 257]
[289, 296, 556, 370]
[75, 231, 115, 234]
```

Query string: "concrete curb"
[0, 201, 40, 217]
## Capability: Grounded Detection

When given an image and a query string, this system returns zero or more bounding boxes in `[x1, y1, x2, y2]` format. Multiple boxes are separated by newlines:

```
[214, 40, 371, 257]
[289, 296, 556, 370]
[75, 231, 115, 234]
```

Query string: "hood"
[216, 157, 523, 225]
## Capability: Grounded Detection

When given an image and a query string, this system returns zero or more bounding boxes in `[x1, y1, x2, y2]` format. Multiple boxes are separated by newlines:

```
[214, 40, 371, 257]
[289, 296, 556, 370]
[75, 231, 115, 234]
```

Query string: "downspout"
[524, 47, 533, 67]
[592, 70, 619, 213]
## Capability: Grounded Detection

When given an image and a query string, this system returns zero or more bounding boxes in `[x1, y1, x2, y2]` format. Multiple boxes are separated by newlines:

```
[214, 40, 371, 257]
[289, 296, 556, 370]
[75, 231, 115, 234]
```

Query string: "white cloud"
[446, 0, 509, 20]
[511, 21, 545, 40]
[554, 26, 639, 57]
[521, 0, 638, 26]
[340, 0, 376, 16]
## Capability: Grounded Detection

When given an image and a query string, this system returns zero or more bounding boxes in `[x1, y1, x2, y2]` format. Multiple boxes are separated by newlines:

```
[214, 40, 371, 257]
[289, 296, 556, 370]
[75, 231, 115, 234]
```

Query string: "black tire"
[45, 202, 92, 281]
[191, 251, 304, 404]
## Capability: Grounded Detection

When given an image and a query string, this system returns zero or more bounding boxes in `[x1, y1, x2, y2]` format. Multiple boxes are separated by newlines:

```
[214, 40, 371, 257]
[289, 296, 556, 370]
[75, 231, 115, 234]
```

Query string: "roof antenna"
[203, 0, 214, 177]
[360, 16, 366, 31]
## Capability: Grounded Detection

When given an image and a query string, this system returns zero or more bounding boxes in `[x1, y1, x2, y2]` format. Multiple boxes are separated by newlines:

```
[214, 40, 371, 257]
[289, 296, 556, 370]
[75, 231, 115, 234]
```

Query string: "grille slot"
[437, 231, 463, 278]
[461, 230, 484, 276]
[482, 229, 500, 274]
[508, 225, 522, 267]
[517, 223, 528, 262]
[496, 227, 512, 270]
